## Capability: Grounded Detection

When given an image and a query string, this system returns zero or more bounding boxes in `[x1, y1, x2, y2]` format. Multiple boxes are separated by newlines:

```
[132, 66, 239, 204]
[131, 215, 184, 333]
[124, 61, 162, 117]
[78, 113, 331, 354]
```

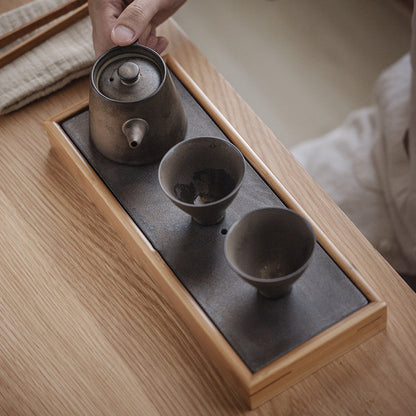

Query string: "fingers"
[137, 24, 169, 54]
[89, 0, 124, 57]
[111, 0, 161, 46]
[110, 0, 185, 53]
[90, 0, 186, 56]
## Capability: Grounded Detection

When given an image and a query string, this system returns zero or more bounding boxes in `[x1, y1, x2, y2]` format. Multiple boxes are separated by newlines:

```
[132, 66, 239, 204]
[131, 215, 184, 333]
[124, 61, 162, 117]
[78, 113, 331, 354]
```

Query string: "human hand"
[88, 0, 186, 57]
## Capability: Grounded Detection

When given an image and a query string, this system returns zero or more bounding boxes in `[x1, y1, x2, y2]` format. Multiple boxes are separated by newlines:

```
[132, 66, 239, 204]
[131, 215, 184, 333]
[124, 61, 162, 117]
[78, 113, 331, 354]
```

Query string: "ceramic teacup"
[158, 136, 245, 225]
[224, 207, 316, 298]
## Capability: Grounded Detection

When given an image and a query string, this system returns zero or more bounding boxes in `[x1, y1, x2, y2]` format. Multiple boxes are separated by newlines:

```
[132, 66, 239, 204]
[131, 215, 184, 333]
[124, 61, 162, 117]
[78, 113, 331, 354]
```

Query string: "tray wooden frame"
[44, 55, 387, 409]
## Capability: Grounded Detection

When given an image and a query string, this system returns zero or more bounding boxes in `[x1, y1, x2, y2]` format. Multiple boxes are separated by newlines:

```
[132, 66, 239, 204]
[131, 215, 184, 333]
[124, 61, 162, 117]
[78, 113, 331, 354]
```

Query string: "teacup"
[158, 137, 245, 225]
[224, 207, 316, 298]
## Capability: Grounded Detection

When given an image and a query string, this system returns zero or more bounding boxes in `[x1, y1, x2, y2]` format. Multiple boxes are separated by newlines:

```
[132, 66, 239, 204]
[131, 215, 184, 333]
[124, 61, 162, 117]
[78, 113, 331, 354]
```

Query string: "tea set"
[89, 43, 315, 298]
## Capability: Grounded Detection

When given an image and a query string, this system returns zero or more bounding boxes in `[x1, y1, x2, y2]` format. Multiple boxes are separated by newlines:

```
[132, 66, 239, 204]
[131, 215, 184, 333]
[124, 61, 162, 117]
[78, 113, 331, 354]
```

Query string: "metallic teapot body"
[89, 44, 187, 165]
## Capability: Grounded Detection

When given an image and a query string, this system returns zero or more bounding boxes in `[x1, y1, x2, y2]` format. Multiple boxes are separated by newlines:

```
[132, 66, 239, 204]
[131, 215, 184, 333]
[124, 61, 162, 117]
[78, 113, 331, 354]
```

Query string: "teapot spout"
[122, 118, 149, 149]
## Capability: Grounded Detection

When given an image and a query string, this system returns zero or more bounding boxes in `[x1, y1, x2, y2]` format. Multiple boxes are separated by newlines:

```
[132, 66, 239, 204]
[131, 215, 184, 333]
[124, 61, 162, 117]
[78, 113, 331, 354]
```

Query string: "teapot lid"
[91, 45, 165, 102]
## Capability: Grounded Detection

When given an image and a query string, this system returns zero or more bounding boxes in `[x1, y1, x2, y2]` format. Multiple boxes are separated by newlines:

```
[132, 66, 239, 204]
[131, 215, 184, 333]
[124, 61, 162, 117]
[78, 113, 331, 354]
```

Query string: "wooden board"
[44, 55, 387, 409]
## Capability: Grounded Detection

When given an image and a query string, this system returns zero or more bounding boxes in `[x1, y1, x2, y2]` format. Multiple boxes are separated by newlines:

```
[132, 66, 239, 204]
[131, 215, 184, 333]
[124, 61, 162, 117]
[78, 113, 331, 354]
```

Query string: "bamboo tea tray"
[44, 56, 387, 409]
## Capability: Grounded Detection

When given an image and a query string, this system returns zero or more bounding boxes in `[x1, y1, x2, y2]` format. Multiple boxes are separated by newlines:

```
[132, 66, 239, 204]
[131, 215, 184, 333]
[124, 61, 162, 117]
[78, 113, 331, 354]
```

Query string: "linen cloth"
[0, 0, 94, 115]
[292, 45, 416, 275]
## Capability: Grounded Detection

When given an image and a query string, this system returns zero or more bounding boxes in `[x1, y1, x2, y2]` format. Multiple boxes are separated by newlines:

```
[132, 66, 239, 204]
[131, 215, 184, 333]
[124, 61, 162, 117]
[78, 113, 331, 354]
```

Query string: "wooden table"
[1, 2, 416, 414]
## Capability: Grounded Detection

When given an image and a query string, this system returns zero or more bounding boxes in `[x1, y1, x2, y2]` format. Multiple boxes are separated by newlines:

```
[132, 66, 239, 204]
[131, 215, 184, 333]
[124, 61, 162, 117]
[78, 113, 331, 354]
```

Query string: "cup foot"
[192, 213, 225, 226]
[258, 285, 293, 299]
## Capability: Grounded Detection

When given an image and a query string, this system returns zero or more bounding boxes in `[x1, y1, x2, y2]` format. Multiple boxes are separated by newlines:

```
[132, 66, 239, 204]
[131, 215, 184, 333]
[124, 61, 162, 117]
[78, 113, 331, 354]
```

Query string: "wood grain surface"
[1, 1, 416, 414]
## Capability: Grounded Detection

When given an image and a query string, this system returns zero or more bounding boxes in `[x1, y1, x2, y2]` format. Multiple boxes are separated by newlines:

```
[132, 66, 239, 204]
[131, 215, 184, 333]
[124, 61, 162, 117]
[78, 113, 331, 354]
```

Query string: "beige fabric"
[372, 7, 416, 274]
[0, 0, 94, 115]
[372, 54, 415, 274]
[292, 54, 415, 275]
[292, 7, 416, 277]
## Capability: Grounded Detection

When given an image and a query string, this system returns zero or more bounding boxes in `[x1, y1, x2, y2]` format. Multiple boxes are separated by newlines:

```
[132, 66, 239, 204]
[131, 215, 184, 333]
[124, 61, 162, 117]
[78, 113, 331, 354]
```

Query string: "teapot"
[89, 44, 187, 165]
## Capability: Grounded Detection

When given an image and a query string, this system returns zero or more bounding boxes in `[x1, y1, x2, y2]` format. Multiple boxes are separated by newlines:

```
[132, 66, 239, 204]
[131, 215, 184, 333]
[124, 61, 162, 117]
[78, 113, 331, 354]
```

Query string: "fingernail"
[112, 25, 135, 44]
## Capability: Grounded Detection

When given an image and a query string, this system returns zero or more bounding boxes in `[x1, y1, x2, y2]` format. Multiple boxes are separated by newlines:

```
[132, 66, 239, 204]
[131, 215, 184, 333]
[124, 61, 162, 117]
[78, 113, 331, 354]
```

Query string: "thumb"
[111, 24, 136, 45]
[111, 0, 159, 46]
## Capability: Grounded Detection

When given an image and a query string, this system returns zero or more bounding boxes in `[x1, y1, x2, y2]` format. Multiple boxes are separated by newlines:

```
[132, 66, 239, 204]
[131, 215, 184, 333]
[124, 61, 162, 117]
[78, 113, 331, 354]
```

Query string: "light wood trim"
[248, 301, 386, 407]
[46, 96, 89, 123]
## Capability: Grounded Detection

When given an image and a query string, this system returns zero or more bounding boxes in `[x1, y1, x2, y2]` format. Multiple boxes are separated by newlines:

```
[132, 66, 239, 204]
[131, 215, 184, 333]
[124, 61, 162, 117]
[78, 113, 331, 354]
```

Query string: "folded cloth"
[0, 0, 95, 115]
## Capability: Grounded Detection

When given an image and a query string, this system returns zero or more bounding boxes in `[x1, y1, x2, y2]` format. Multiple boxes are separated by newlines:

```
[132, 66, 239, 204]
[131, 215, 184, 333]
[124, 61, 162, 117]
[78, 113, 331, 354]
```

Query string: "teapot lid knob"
[92, 46, 164, 101]
[117, 61, 140, 85]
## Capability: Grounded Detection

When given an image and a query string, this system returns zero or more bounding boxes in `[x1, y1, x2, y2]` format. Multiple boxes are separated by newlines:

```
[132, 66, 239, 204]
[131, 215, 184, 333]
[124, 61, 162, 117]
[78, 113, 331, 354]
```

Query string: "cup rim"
[224, 207, 316, 283]
[158, 136, 246, 208]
